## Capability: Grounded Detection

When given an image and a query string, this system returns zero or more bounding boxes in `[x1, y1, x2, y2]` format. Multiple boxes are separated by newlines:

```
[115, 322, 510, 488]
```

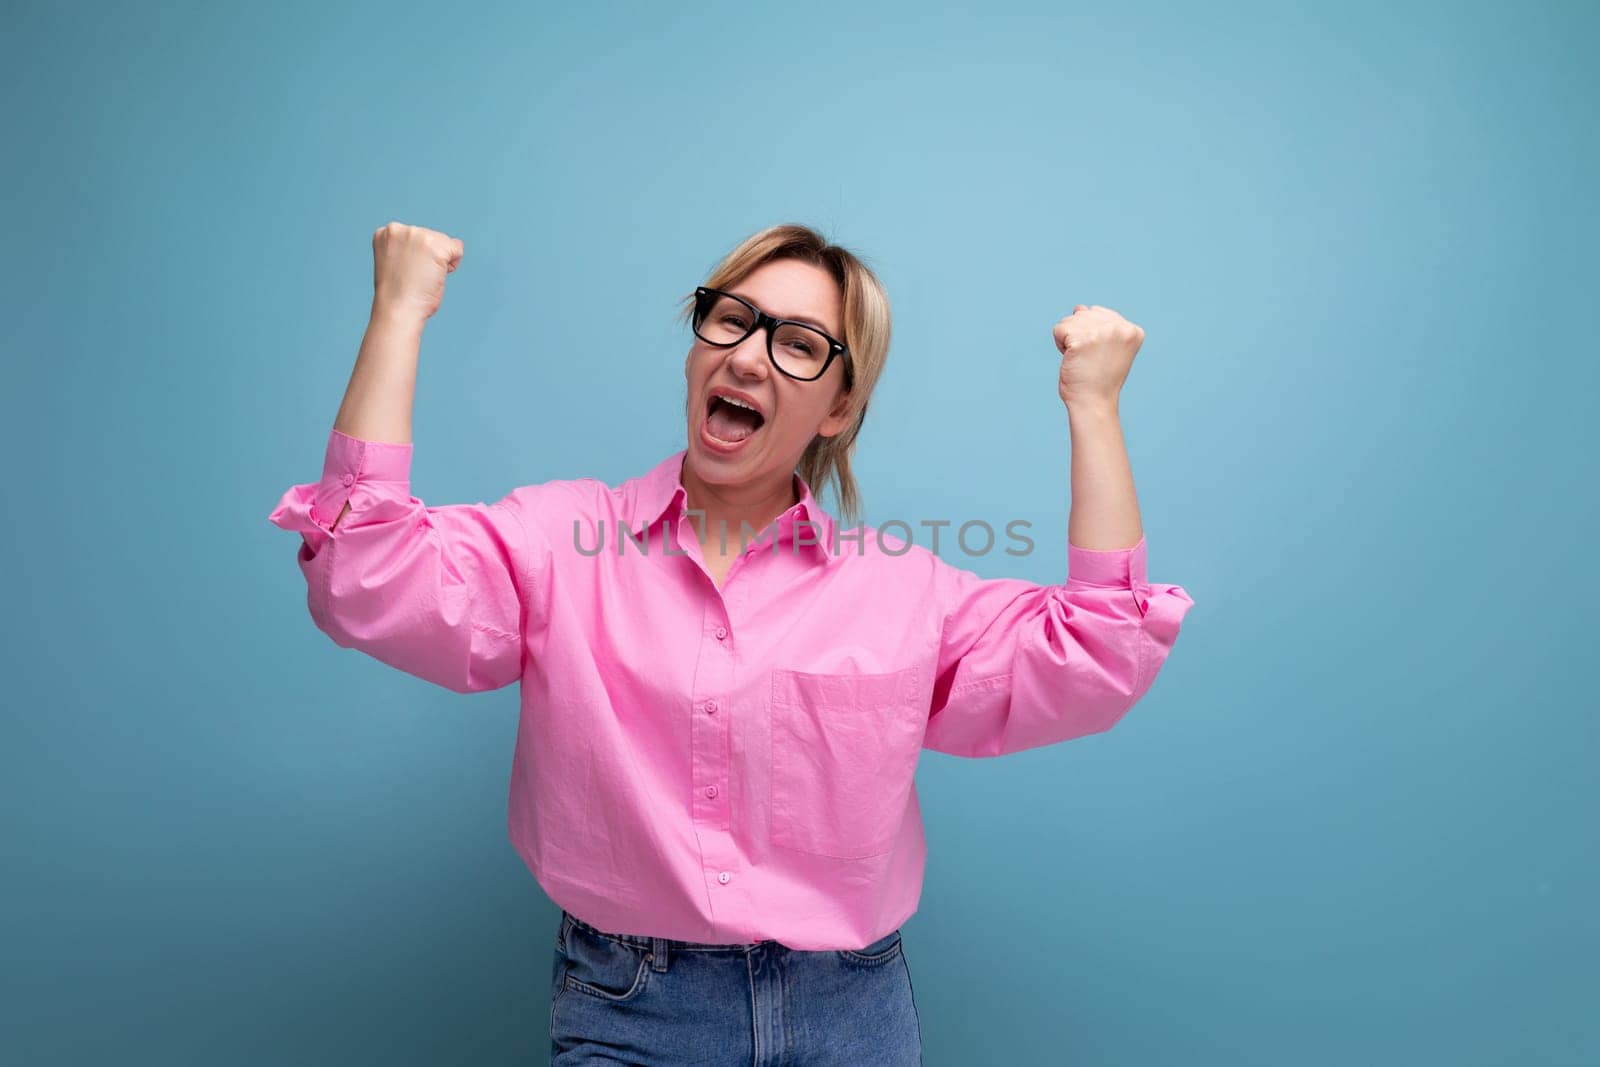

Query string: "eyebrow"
[727, 290, 839, 338]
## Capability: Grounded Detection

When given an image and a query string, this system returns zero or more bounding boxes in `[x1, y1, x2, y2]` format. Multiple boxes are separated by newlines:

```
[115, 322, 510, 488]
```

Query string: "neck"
[679, 454, 798, 553]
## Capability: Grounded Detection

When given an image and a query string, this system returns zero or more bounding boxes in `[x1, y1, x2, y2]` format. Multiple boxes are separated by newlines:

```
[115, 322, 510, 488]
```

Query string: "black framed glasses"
[691, 286, 854, 389]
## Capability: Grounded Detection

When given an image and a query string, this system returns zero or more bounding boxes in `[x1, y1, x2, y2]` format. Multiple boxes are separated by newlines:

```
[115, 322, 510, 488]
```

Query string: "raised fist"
[371, 221, 465, 322]
[1052, 304, 1146, 410]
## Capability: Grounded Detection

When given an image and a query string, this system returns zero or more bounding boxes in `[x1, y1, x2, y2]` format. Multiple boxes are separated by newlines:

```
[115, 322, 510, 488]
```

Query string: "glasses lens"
[769, 322, 831, 380]
[695, 293, 833, 380]
[695, 293, 754, 345]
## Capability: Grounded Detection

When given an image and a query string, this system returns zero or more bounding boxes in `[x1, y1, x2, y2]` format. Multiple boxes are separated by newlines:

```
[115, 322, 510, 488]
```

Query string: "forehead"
[726, 259, 842, 335]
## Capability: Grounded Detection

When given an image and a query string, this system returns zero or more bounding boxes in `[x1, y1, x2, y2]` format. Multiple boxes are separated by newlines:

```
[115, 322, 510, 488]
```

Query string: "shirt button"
[704, 700, 717, 714]
[704, 785, 717, 798]
[718, 871, 731, 884]
[714, 626, 728, 640]
[341, 473, 354, 487]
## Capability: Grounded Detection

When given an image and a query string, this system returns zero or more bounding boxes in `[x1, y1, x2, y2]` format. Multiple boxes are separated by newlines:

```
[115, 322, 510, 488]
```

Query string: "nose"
[725, 329, 770, 382]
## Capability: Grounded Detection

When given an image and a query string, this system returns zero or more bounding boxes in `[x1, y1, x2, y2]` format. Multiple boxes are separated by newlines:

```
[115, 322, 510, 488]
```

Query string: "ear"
[815, 384, 854, 438]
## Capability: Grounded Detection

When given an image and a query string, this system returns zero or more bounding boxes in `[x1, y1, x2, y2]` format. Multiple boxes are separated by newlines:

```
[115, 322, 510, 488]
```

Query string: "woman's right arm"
[328, 222, 464, 523]
[325, 306, 424, 530]
[267, 223, 548, 694]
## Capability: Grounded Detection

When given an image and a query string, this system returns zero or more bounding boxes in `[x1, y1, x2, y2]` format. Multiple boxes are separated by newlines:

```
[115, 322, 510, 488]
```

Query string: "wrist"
[369, 299, 428, 334]
[1062, 395, 1121, 420]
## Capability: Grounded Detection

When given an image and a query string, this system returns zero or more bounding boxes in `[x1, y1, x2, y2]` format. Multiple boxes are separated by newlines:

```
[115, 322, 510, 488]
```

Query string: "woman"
[268, 221, 1195, 1064]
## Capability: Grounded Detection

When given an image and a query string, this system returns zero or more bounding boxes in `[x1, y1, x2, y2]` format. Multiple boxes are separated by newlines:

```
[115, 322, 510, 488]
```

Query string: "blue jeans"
[549, 909, 923, 1065]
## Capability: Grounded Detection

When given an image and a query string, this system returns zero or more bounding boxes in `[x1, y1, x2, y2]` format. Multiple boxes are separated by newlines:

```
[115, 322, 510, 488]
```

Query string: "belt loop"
[651, 936, 669, 972]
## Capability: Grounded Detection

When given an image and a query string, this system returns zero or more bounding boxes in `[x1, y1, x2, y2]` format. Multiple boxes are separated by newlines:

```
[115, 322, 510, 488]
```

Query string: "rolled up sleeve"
[266, 428, 543, 694]
[923, 535, 1195, 758]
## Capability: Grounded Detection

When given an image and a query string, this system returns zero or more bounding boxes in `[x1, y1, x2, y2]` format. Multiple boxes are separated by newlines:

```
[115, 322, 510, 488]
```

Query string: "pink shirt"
[268, 428, 1195, 951]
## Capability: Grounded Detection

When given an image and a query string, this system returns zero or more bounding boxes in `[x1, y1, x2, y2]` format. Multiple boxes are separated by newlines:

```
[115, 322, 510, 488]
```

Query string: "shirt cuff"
[306, 428, 415, 526]
[1066, 534, 1147, 589]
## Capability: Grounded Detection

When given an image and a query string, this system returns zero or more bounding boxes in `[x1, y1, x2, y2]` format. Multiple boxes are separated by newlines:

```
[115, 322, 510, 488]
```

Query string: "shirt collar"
[627, 450, 838, 566]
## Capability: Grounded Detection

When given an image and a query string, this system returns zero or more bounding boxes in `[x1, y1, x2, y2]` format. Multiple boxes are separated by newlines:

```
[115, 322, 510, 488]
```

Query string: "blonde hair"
[675, 223, 891, 526]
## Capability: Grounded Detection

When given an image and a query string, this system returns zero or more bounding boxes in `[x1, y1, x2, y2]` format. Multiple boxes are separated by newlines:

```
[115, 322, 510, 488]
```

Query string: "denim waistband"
[562, 909, 778, 953]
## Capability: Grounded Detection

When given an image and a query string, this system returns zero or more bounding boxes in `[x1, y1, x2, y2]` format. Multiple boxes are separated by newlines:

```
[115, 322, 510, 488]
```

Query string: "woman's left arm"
[921, 304, 1196, 758]
[1056, 303, 1146, 551]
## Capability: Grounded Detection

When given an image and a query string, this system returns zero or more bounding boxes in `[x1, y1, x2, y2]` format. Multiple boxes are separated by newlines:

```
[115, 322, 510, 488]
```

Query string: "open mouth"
[705, 394, 766, 444]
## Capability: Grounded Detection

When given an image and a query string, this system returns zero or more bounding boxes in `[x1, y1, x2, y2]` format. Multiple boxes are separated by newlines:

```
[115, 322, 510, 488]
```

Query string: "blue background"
[5, 1, 1595, 1063]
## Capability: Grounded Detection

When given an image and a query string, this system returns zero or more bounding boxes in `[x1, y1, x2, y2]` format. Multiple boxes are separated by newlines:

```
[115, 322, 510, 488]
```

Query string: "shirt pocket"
[769, 665, 924, 860]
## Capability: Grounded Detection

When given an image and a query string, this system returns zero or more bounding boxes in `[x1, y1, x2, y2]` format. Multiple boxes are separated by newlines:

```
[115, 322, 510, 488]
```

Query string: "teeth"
[715, 394, 760, 415]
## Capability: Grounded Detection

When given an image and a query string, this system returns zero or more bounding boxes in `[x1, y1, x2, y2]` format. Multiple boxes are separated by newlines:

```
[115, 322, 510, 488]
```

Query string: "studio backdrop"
[4, 1, 1595, 1065]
